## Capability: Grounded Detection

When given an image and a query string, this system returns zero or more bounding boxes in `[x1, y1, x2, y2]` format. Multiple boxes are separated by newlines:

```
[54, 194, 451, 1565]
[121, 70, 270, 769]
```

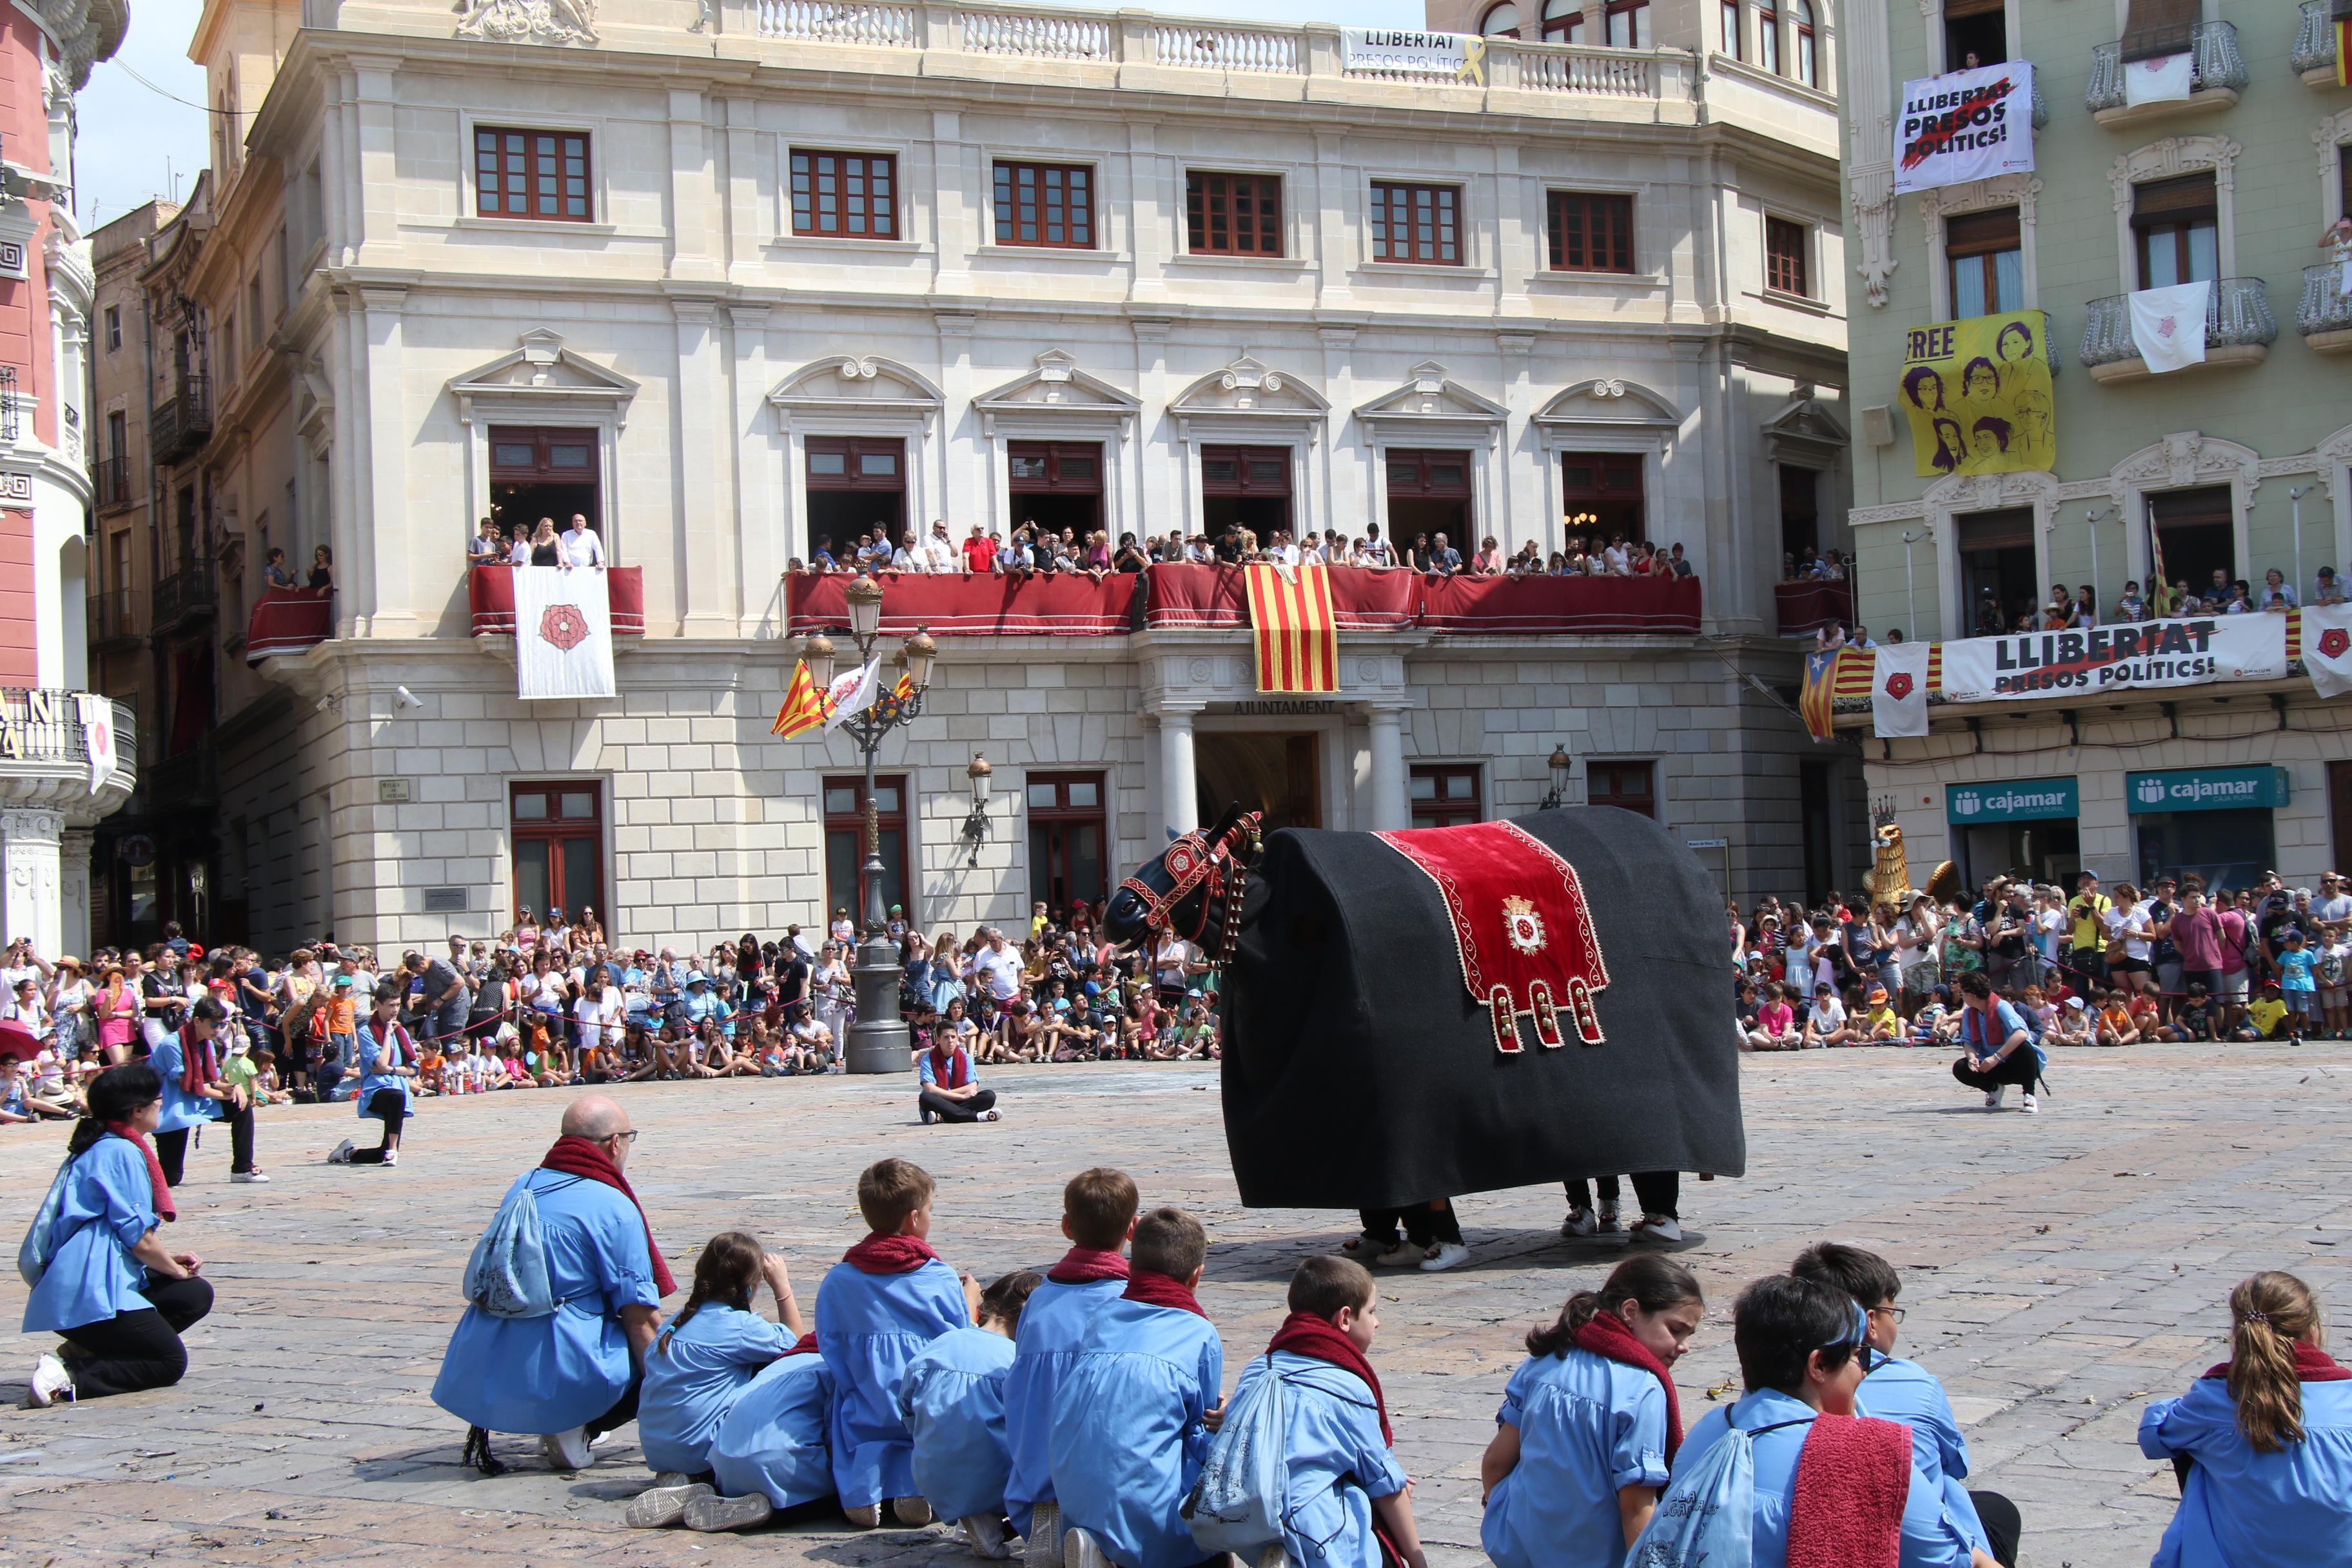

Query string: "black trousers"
[1563, 1171, 1681, 1219]
[1953, 1051, 2040, 1093]
[1970, 1489, 2021, 1568]
[1358, 1199, 1464, 1248]
[59, 1274, 214, 1398]
[154, 1104, 256, 1183]
[920, 1086, 997, 1122]
[349, 1089, 408, 1162]
[585, 1371, 642, 1440]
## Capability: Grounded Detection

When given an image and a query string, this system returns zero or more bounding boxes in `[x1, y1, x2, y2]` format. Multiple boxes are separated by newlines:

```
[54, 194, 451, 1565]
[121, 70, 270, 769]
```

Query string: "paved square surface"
[3, 1043, 2348, 1568]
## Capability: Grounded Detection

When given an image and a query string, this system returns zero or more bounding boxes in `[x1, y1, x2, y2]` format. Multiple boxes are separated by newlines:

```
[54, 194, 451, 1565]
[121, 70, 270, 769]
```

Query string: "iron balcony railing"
[92, 453, 130, 509]
[151, 556, 218, 629]
[2299, 262, 2352, 337]
[153, 374, 213, 460]
[88, 587, 139, 647]
[2086, 20, 2248, 111]
[2079, 277, 2277, 368]
[0, 689, 135, 774]
[2294, 1, 2338, 77]
[0, 366, 17, 444]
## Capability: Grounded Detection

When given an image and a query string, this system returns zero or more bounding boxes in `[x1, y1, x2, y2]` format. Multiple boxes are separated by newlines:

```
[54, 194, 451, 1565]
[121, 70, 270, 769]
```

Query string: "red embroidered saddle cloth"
[1373, 819, 1612, 1054]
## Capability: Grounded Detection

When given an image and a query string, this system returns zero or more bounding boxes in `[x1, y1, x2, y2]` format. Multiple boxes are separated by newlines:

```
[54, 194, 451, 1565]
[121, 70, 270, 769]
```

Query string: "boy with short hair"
[2095, 991, 2139, 1048]
[1789, 1244, 2015, 1568]
[1863, 986, 1901, 1042]
[1050, 1208, 1224, 1568]
[1802, 983, 1854, 1047]
[2162, 982, 2220, 1043]
[2278, 928, 2320, 1043]
[815, 1158, 979, 1528]
[1004, 1169, 1141, 1566]
[2244, 981, 2289, 1041]
[1233, 1255, 1428, 1568]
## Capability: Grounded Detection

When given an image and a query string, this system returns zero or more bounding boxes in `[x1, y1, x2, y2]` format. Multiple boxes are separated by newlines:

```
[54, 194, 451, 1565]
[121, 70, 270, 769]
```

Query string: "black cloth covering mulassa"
[1217, 806, 1745, 1210]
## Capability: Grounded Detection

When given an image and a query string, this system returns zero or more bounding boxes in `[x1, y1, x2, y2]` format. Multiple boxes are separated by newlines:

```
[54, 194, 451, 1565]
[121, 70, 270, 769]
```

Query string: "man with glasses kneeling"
[433, 1095, 678, 1473]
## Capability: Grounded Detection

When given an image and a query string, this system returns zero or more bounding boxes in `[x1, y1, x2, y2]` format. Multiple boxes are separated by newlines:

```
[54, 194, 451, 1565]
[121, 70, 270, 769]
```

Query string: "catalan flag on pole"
[771, 660, 827, 738]
[1243, 562, 1339, 693]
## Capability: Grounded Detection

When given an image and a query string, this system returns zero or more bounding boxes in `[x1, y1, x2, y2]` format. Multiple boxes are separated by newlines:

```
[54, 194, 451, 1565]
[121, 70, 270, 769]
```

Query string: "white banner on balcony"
[1892, 61, 2036, 195]
[75, 694, 116, 794]
[2306, 604, 2352, 700]
[2129, 280, 2211, 373]
[1340, 28, 1486, 83]
[2122, 52, 2193, 105]
[1939, 614, 2288, 704]
[1871, 639, 1931, 738]
[513, 565, 616, 701]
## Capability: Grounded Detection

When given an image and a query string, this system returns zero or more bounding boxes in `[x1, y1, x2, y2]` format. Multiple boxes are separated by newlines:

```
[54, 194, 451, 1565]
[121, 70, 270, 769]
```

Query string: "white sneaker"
[892, 1495, 935, 1527]
[1629, 1216, 1685, 1244]
[26, 1353, 73, 1408]
[2020, 1093, 2039, 1114]
[1597, 1204, 1622, 1234]
[328, 1139, 355, 1164]
[1024, 1500, 1063, 1568]
[1559, 1208, 1598, 1238]
[1418, 1242, 1471, 1272]
[1064, 1525, 1114, 1568]
[382, 1148, 398, 1168]
[624, 1481, 712, 1528]
[962, 1514, 1012, 1558]
[231, 1170, 270, 1183]
[1369, 1240, 1418, 1268]
[1984, 1087, 2004, 1110]
[540, 1426, 593, 1470]
[683, 1492, 772, 1533]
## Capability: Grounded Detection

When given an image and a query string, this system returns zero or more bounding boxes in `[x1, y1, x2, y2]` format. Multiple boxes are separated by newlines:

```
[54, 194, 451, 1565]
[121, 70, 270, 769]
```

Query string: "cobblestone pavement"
[3, 1042, 2349, 1568]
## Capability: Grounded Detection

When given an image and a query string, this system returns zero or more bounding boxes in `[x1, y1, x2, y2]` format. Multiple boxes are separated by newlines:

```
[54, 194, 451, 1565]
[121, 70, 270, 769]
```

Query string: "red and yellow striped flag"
[1243, 562, 1338, 693]
[890, 672, 917, 704]
[772, 660, 827, 738]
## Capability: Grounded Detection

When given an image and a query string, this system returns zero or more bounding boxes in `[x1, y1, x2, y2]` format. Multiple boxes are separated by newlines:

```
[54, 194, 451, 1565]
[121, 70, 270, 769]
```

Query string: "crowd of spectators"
[1731, 868, 2352, 1058]
[1974, 566, 2346, 638]
[0, 897, 1231, 1120]
[467, 512, 609, 571]
[783, 519, 1698, 583]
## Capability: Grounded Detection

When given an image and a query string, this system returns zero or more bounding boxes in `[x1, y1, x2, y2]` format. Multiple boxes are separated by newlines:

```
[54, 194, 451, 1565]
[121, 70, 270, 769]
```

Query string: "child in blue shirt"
[1482, 1254, 1703, 1567]
[1005, 1168, 1140, 1565]
[1050, 1207, 1224, 1568]
[1790, 1242, 2013, 1567]
[2139, 1269, 2352, 1567]
[815, 1157, 979, 1527]
[2277, 930, 2320, 1042]
[702, 1348, 833, 1525]
[901, 1269, 1044, 1558]
[1231, 1255, 1427, 1568]
[625, 1232, 806, 1529]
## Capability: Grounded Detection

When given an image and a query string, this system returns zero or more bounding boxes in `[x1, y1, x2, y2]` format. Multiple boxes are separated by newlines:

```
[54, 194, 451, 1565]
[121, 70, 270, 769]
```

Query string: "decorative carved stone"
[455, 0, 598, 48]
[1850, 188, 1899, 309]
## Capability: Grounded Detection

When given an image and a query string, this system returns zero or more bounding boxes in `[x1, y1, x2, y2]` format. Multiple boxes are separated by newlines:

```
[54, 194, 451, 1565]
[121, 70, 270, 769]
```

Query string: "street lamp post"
[799, 576, 937, 1074]
[1539, 743, 1573, 810]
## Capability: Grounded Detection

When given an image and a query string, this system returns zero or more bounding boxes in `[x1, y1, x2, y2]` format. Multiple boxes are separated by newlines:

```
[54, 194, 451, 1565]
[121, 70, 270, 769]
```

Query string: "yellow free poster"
[1899, 309, 2055, 480]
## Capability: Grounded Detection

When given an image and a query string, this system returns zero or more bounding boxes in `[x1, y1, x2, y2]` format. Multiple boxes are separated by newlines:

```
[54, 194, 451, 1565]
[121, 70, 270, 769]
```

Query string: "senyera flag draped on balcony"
[1243, 562, 1338, 693]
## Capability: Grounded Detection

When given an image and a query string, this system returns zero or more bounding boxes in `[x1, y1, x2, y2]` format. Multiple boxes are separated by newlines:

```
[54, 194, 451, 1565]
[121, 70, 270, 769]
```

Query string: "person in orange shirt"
[2095, 990, 2141, 1047]
[326, 974, 360, 1082]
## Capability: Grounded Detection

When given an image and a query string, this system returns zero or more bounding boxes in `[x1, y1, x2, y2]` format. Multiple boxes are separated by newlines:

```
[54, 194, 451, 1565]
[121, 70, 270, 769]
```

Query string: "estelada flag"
[772, 660, 827, 738]
[1800, 647, 1840, 740]
[1244, 562, 1338, 693]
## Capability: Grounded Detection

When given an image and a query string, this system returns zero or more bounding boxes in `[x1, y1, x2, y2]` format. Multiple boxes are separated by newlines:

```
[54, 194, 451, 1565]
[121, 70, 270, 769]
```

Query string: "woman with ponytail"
[1480, 1254, 1703, 1567]
[627, 1232, 806, 1527]
[2139, 1271, 2352, 1563]
[20, 1063, 213, 1406]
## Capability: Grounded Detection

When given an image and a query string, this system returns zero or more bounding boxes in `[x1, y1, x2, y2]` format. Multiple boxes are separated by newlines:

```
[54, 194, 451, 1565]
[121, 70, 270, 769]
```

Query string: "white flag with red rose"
[1872, 638, 1930, 738]
[513, 565, 616, 700]
[76, 692, 117, 792]
[2306, 603, 2352, 700]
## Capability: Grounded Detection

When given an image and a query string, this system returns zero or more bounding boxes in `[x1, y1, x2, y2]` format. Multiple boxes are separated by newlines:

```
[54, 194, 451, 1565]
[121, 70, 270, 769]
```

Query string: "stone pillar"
[0, 808, 64, 956]
[1366, 706, 1409, 831]
[1159, 705, 1200, 837]
[59, 828, 92, 956]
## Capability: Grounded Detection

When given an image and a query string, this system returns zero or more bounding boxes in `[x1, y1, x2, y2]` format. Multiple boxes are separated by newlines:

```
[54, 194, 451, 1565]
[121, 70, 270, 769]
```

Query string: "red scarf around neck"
[925, 1046, 970, 1091]
[1123, 1268, 1207, 1318]
[843, 1231, 939, 1275]
[784, 1330, 819, 1357]
[1269, 1310, 1393, 1446]
[107, 1123, 176, 1224]
[540, 1135, 678, 1296]
[179, 1031, 220, 1096]
[1048, 1246, 1131, 1285]
[1787, 1413, 1911, 1568]
[1574, 1309, 1686, 1458]
[2201, 1342, 2352, 1382]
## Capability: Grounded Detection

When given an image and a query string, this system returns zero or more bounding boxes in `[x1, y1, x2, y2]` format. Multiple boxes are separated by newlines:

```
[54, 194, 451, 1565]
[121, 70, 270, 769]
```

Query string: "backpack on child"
[1624, 1417, 1789, 1568]
[460, 1171, 570, 1318]
[15, 1148, 81, 1288]
[1183, 1353, 1289, 1554]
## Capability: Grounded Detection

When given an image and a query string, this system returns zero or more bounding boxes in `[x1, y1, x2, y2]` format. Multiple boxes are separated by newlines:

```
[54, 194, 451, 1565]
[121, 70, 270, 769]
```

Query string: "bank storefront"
[1946, 778, 2080, 890]
[2130, 767, 2291, 896]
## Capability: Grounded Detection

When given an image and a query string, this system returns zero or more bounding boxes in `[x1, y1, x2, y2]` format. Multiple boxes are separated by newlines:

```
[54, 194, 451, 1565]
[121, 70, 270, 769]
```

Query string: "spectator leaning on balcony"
[470, 518, 504, 565]
[309, 545, 335, 594]
[2315, 567, 2347, 605]
[2260, 569, 2297, 612]
[263, 547, 296, 589]
[918, 521, 957, 574]
[563, 513, 607, 571]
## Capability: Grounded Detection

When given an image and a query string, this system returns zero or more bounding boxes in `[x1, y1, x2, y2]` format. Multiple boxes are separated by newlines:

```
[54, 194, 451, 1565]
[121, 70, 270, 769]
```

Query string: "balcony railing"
[151, 556, 219, 630]
[152, 375, 213, 462]
[88, 587, 139, 648]
[468, 563, 647, 637]
[2299, 261, 2352, 348]
[1776, 579, 1854, 638]
[92, 453, 131, 509]
[0, 689, 135, 781]
[0, 366, 17, 445]
[244, 587, 335, 663]
[2079, 277, 2277, 377]
[2294, 1, 2339, 81]
[2087, 21, 2247, 114]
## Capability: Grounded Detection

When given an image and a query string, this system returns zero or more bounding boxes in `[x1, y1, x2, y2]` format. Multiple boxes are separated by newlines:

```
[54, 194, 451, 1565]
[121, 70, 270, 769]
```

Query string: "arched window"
[1757, 0, 1781, 74]
[1604, 0, 1650, 48]
[1480, 1, 1523, 37]
[1789, 0, 1817, 86]
[1542, 0, 1585, 43]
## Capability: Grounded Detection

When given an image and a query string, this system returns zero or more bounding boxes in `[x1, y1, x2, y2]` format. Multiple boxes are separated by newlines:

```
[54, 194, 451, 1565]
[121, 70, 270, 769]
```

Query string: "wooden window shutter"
[2120, 0, 2197, 63]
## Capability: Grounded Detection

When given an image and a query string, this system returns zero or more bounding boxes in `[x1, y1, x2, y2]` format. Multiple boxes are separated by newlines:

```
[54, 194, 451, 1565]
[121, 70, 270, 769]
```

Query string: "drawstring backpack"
[1184, 1353, 1289, 1554]
[17, 1148, 81, 1288]
[1625, 1417, 1816, 1568]
[459, 1172, 567, 1318]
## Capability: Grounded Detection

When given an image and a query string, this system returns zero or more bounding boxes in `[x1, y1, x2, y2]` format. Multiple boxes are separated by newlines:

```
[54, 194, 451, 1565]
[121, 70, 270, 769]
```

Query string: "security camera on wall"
[395, 686, 425, 710]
